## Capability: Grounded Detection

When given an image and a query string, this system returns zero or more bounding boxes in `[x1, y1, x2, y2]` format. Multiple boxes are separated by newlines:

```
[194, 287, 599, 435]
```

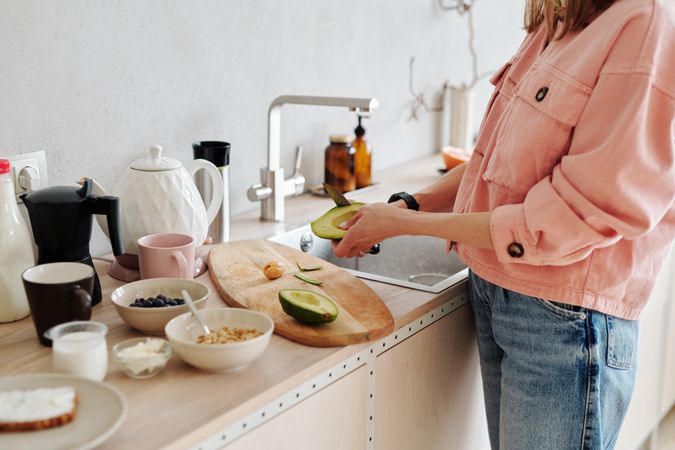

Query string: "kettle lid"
[130, 145, 182, 171]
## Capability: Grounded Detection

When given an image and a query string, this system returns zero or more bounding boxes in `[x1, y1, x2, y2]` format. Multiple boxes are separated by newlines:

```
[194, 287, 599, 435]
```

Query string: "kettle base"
[108, 259, 142, 282]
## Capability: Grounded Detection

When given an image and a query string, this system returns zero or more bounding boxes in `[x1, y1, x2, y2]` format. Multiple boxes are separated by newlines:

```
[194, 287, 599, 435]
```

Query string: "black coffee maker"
[21, 178, 124, 305]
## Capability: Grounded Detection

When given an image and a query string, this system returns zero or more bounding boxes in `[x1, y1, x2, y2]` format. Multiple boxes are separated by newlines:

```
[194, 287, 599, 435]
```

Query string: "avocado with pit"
[279, 289, 338, 324]
[310, 203, 364, 240]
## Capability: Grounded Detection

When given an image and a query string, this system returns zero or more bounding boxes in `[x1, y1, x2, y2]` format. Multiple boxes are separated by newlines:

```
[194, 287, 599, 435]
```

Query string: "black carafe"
[21, 178, 124, 305]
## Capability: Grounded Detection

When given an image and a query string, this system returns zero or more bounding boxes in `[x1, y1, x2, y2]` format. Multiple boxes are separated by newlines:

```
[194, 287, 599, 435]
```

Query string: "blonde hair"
[524, 0, 616, 41]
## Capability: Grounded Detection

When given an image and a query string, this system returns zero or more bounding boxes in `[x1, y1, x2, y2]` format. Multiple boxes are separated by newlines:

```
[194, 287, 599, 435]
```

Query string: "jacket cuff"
[490, 204, 541, 265]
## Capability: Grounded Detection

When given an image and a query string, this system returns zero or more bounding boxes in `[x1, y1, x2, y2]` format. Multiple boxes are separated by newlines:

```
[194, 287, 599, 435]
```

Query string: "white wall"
[0, 0, 524, 255]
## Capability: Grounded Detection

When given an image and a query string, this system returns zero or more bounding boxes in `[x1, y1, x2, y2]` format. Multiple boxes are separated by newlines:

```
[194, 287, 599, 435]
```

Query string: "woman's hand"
[333, 203, 410, 258]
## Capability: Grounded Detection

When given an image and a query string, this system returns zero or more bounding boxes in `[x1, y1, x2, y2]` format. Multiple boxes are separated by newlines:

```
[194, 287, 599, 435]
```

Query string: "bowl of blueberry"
[110, 278, 210, 335]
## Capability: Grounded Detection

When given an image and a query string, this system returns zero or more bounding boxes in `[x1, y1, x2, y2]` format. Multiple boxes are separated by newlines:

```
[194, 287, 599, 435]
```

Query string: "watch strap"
[387, 192, 420, 211]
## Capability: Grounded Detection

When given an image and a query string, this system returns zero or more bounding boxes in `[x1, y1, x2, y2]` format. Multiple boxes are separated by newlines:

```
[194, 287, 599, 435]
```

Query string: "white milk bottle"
[0, 159, 35, 322]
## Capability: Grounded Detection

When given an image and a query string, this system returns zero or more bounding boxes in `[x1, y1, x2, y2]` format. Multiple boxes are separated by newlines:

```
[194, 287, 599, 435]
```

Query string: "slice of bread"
[0, 386, 78, 432]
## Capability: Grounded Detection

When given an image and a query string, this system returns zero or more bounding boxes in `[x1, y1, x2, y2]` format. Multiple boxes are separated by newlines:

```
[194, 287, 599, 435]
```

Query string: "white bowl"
[164, 307, 274, 372]
[111, 337, 172, 379]
[110, 278, 210, 335]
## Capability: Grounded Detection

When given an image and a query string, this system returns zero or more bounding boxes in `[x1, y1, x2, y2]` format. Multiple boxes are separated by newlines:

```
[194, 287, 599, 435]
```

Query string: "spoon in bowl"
[181, 289, 210, 336]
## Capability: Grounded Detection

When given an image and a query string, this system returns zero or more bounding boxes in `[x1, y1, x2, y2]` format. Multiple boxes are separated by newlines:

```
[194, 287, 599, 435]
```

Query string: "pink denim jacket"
[454, 0, 675, 319]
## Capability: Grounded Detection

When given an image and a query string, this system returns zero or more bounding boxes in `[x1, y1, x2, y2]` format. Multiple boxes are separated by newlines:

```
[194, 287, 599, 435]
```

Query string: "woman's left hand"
[334, 203, 408, 258]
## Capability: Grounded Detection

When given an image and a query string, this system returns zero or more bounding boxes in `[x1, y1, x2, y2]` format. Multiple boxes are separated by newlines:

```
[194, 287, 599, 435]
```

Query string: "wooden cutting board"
[208, 240, 395, 347]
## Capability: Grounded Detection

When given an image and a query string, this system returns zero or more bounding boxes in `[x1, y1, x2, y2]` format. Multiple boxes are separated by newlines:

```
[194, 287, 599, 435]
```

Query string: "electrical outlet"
[2, 151, 48, 202]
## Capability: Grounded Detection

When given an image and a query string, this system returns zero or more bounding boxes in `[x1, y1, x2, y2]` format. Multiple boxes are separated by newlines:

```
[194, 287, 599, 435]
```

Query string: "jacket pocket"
[473, 60, 517, 154]
[483, 65, 592, 197]
[530, 296, 588, 321]
[606, 315, 639, 370]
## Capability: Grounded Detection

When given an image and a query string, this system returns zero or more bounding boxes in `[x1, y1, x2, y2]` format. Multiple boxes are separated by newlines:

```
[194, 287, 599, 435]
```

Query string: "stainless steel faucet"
[247, 95, 379, 222]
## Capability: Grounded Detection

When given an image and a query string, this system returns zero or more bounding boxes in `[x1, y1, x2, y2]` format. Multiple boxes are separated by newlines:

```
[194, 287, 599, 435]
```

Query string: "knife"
[323, 183, 351, 207]
[322, 183, 380, 255]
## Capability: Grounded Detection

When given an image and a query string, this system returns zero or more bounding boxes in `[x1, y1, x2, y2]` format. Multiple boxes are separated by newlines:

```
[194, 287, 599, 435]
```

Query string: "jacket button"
[507, 243, 524, 258]
[536, 87, 549, 102]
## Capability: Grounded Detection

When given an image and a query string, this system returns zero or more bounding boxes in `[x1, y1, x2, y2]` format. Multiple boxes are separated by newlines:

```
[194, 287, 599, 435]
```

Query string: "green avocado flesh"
[293, 273, 322, 285]
[279, 289, 338, 324]
[310, 203, 364, 239]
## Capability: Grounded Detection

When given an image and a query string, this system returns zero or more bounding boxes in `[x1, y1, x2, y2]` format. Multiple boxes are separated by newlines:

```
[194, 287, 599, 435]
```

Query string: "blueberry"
[129, 303, 138, 307]
[176, 299, 185, 305]
[156, 298, 165, 306]
[167, 300, 177, 306]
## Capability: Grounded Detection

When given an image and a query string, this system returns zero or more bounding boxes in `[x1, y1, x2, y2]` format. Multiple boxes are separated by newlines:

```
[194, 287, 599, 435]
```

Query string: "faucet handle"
[247, 183, 272, 202]
[292, 146, 303, 177]
[287, 145, 305, 196]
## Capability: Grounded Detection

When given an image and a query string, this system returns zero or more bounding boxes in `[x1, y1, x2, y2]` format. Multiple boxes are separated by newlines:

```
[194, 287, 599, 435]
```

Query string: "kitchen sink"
[269, 225, 468, 293]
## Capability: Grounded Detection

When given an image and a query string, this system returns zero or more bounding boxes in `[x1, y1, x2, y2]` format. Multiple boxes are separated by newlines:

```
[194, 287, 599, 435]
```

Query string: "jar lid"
[329, 135, 352, 145]
[130, 145, 182, 171]
[0, 159, 9, 174]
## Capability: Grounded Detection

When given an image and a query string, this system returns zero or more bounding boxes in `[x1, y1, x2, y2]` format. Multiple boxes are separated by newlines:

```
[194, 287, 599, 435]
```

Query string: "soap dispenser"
[353, 115, 372, 189]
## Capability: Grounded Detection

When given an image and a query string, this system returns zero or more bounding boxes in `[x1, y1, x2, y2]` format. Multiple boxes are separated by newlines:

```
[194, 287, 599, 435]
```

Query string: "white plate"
[0, 373, 127, 450]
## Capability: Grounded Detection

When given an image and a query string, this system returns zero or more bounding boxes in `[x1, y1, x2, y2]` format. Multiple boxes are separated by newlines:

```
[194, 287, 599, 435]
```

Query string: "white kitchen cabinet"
[225, 365, 368, 450]
[374, 305, 490, 450]
[659, 251, 675, 417]
[616, 251, 674, 450]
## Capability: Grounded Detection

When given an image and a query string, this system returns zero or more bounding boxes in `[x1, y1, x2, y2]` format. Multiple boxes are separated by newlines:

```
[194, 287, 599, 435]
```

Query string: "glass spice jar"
[324, 135, 356, 193]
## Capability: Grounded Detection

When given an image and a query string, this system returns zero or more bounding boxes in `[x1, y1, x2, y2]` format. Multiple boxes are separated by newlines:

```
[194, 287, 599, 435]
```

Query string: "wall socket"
[2, 151, 48, 203]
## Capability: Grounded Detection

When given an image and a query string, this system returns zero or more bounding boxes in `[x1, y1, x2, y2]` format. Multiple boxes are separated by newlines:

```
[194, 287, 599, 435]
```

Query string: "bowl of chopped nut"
[164, 307, 274, 371]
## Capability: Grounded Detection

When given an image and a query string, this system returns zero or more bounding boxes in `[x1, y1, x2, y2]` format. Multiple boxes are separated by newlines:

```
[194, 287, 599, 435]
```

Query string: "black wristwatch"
[387, 192, 420, 211]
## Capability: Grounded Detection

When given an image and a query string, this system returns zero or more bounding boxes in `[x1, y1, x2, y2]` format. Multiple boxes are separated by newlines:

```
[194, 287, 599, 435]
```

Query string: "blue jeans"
[468, 271, 640, 450]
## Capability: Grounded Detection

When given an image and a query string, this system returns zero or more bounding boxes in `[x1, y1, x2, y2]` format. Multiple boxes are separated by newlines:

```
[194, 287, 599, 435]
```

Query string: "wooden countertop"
[0, 154, 468, 449]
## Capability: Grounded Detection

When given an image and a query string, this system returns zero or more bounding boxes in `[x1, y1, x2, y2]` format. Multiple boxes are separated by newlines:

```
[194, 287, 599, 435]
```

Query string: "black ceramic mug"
[22, 262, 95, 346]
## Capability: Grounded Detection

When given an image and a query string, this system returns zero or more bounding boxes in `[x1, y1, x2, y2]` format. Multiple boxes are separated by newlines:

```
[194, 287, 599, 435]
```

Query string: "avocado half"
[310, 203, 364, 240]
[279, 289, 338, 324]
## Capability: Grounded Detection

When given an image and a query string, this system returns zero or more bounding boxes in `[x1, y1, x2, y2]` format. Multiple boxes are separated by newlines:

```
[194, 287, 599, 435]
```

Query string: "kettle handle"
[188, 159, 224, 226]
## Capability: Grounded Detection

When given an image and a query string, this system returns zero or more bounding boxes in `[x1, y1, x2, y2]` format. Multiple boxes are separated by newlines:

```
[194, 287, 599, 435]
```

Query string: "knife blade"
[323, 183, 351, 207]
[322, 183, 380, 255]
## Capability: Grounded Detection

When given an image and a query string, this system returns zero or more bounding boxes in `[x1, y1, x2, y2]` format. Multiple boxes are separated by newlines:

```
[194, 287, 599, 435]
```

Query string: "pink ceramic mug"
[137, 233, 195, 280]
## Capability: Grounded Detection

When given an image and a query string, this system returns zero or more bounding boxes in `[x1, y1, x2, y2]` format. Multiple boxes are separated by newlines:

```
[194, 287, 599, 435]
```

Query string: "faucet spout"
[249, 94, 379, 222]
[267, 95, 379, 171]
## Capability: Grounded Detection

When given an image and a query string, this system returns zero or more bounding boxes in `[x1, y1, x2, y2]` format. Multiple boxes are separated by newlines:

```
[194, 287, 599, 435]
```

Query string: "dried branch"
[409, 0, 492, 119]
[466, 8, 493, 88]
[408, 57, 443, 121]
[437, 0, 475, 15]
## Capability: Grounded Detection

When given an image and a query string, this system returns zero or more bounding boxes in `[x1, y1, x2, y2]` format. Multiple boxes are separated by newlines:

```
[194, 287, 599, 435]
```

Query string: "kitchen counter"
[0, 154, 479, 449]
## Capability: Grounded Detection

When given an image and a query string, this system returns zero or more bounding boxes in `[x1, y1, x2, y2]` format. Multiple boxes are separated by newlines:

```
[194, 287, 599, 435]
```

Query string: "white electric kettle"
[88, 145, 223, 273]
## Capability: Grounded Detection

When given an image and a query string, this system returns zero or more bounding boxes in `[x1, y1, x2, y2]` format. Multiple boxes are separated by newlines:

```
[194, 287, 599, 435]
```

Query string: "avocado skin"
[310, 203, 364, 240]
[278, 289, 338, 324]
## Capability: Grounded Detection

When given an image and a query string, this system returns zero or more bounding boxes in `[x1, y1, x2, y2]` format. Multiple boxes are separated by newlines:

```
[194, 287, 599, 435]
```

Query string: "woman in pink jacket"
[335, 0, 675, 448]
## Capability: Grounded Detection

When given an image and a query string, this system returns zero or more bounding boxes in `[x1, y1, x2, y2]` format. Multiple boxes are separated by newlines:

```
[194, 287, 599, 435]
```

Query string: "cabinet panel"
[226, 365, 367, 450]
[660, 252, 675, 416]
[375, 305, 489, 450]
[616, 251, 672, 450]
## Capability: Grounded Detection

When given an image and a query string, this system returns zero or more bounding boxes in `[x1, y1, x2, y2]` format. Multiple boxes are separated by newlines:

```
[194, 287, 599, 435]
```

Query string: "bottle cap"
[192, 141, 231, 167]
[329, 135, 352, 144]
[0, 159, 10, 174]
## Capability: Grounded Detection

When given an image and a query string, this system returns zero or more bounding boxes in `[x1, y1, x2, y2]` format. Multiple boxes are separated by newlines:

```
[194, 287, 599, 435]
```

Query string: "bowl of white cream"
[111, 337, 172, 379]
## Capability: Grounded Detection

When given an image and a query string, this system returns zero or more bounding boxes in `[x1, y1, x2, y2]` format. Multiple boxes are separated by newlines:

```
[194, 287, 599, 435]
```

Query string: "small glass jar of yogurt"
[45, 321, 108, 381]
